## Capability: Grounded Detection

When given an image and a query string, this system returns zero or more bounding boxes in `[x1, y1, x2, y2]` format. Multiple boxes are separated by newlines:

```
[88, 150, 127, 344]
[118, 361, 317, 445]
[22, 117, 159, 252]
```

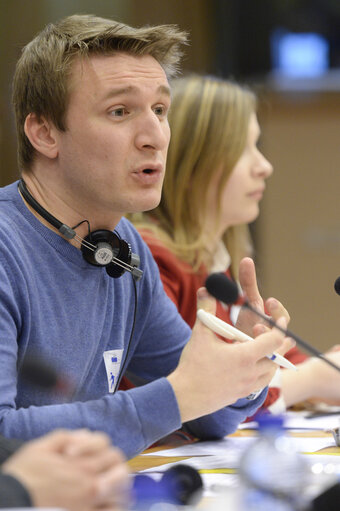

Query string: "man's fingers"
[96, 462, 130, 495]
[26, 429, 73, 452]
[253, 319, 295, 357]
[64, 431, 111, 457]
[253, 323, 269, 337]
[238, 257, 263, 307]
[245, 316, 287, 361]
[73, 448, 127, 475]
[275, 337, 296, 357]
[265, 297, 290, 324]
[196, 287, 216, 315]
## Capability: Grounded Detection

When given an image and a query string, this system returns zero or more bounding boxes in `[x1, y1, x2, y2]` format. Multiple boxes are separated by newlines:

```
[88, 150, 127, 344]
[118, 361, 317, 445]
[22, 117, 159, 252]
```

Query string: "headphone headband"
[18, 179, 143, 280]
[18, 180, 76, 239]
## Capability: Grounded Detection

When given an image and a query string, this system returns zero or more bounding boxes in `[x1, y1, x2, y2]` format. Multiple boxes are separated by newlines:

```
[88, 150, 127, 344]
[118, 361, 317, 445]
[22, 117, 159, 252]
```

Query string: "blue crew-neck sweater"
[0, 182, 266, 458]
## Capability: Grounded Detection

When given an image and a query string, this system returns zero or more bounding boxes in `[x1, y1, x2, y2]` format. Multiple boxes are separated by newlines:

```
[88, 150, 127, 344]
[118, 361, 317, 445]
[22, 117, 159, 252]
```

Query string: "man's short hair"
[12, 14, 188, 170]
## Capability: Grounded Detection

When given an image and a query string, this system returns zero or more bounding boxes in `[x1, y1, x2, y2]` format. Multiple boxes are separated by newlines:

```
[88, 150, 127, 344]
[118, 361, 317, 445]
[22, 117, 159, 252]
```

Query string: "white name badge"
[103, 349, 124, 393]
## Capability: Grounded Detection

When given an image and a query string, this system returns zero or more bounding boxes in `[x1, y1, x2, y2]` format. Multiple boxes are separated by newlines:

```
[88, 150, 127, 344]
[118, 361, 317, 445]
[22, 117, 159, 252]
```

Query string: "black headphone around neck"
[18, 179, 143, 281]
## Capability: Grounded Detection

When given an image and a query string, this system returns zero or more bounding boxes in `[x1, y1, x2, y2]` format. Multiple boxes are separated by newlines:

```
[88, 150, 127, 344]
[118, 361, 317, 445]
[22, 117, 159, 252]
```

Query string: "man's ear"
[24, 113, 59, 159]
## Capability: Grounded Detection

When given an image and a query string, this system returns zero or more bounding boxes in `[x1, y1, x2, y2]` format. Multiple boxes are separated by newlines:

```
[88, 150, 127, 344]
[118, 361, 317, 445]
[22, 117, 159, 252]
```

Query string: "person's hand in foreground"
[2, 429, 130, 511]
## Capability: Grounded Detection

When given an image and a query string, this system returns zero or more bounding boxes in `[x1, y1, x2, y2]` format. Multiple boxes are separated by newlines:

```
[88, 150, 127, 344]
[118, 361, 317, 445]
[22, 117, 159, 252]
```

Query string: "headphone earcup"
[106, 239, 131, 278]
[81, 230, 131, 278]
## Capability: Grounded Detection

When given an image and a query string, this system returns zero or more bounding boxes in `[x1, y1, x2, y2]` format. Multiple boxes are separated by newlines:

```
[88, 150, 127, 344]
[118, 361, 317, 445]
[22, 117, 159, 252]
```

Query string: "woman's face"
[206, 113, 273, 236]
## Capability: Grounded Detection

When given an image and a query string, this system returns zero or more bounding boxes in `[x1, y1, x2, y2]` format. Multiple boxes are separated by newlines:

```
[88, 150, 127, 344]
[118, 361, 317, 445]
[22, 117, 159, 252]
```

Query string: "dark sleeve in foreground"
[0, 435, 32, 508]
[0, 474, 32, 508]
[0, 435, 24, 464]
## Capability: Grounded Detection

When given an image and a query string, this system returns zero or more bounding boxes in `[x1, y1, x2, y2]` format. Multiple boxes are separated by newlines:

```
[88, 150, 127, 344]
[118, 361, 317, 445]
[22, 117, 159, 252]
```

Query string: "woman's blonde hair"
[131, 75, 256, 278]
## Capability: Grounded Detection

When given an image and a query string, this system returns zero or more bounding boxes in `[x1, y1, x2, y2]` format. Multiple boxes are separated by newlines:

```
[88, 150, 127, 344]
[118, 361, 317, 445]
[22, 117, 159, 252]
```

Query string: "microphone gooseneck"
[205, 272, 340, 374]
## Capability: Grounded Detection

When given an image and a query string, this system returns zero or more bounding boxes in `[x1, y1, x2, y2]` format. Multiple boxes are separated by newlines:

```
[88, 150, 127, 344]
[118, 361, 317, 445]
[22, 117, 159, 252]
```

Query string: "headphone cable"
[114, 275, 138, 392]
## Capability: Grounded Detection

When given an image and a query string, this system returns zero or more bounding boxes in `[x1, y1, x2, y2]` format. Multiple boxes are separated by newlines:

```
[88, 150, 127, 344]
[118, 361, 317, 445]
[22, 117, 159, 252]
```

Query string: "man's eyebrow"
[157, 85, 171, 97]
[102, 84, 171, 100]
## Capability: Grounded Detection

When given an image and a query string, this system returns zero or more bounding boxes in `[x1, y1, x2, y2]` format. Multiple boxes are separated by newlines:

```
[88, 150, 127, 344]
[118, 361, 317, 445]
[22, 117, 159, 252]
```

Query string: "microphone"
[132, 464, 203, 506]
[205, 272, 340, 374]
[334, 276, 340, 296]
[20, 355, 75, 396]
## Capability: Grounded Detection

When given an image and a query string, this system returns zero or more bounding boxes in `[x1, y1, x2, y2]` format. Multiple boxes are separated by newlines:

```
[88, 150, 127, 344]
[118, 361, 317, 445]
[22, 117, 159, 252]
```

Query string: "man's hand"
[167, 288, 289, 423]
[2, 429, 130, 511]
[236, 257, 290, 336]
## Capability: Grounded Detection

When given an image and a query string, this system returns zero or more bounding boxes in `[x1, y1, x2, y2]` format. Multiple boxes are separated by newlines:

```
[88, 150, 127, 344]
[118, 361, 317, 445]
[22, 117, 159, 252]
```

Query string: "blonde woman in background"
[130, 74, 340, 412]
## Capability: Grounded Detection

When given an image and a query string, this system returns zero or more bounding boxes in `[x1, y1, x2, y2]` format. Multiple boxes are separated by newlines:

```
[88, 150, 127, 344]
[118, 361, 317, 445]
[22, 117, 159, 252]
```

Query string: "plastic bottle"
[237, 414, 310, 510]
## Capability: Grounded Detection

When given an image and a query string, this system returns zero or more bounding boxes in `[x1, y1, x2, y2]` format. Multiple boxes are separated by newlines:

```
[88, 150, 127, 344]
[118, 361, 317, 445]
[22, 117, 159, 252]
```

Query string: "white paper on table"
[141, 454, 241, 473]
[142, 436, 255, 457]
[142, 439, 336, 474]
[143, 434, 334, 458]
[291, 436, 335, 451]
[201, 472, 239, 496]
[302, 452, 340, 465]
[285, 413, 340, 430]
[239, 410, 340, 431]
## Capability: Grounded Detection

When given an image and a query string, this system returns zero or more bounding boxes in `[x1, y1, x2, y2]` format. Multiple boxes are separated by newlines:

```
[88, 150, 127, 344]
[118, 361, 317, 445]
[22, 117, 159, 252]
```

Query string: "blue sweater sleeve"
[0, 378, 182, 459]
[183, 391, 268, 439]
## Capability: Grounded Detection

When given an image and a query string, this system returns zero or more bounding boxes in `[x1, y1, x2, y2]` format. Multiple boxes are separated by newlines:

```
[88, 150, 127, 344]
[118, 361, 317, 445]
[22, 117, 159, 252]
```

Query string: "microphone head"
[20, 355, 73, 396]
[20, 356, 59, 389]
[161, 464, 203, 505]
[334, 277, 340, 296]
[133, 465, 203, 507]
[205, 272, 239, 305]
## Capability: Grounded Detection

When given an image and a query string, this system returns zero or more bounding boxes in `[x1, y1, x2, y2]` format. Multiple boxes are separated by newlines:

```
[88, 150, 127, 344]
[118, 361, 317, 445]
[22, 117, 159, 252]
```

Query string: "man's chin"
[127, 197, 161, 214]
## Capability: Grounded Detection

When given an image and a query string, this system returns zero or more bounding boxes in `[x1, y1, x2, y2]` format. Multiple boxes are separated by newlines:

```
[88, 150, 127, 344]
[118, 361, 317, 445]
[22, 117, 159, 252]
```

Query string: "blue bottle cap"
[256, 412, 285, 430]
